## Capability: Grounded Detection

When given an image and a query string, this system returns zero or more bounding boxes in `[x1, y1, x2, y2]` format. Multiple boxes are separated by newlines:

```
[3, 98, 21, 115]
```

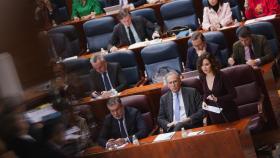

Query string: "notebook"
[104, 5, 121, 15]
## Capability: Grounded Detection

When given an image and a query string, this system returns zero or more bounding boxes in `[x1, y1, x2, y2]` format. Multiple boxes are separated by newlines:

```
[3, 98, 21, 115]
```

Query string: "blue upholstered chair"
[83, 16, 115, 52]
[131, 8, 158, 24]
[57, 6, 70, 23]
[48, 33, 73, 59]
[160, 0, 199, 31]
[104, 50, 141, 86]
[187, 31, 229, 67]
[141, 41, 182, 82]
[48, 25, 81, 56]
[202, 0, 242, 22]
[62, 58, 92, 75]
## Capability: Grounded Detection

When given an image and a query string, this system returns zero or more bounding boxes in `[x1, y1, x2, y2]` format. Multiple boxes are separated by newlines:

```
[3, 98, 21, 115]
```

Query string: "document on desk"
[187, 131, 205, 137]
[153, 132, 175, 142]
[202, 105, 222, 114]
[245, 14, 276, 25]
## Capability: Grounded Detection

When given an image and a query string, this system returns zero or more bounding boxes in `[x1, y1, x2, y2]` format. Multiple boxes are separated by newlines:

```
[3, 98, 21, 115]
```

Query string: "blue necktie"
[174, 93, 180, 122]
[103, 72, 112, 91]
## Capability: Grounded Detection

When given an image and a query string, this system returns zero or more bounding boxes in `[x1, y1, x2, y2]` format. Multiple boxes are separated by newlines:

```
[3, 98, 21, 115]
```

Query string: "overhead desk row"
[59, 0, 249, 51]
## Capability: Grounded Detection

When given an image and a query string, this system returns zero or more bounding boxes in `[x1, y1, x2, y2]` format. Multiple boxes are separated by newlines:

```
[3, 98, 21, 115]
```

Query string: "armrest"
[260, 61, 274, 74]
[134, 77, 148, 87]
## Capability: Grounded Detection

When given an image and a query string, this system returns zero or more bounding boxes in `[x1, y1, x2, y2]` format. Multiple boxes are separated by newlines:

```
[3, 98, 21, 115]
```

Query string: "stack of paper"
[153, 132, 175, 142]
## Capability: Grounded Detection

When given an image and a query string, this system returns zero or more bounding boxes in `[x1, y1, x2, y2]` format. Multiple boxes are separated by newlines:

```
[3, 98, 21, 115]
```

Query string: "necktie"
[249, 45, 256, 59]
[102, 72, 112, 91]
[118, 118, 128, 138]
[174, 93, 180, 122]
[127, 26, 136, 44]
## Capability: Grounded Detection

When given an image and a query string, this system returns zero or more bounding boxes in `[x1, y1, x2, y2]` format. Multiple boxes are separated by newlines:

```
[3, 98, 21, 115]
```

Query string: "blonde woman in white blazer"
[202, 0, 233, 31]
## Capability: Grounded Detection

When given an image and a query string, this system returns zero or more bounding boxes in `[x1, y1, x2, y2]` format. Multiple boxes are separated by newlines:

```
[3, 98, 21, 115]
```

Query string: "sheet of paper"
[63, 56, 78, 61]
[153, 132, 175, 142]
[245, 14, 276, 25]
[65, 134, 81, 140]
[187, 130, 205, 137]
[66, 126, 81, 135]
[202, 105, 222, 114]
[24, 105, 57, 123]
[128, 41, 148, 49]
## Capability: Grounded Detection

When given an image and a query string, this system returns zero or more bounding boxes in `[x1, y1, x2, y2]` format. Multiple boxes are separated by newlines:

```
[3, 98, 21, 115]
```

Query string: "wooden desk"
[83, 118, 256, 158]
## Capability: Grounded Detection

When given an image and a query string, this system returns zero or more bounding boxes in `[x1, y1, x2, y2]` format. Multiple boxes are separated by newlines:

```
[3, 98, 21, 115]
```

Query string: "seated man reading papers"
[90, 53, 128, 98]
[98, 97, 148, 148]
[158, 71, 205, 132]
[108, 8, 160, 52]
[228, 26, 274, 67]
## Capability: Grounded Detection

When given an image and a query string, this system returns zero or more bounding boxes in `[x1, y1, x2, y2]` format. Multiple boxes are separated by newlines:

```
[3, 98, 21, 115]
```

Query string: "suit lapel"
[252, 36, 261, 57]
[181, 88, 190, 117]
[131, 19, 142, 41]
[120, 24, 130, 44]
[238, 43, 246, 63]
[167, 91, 174, 122]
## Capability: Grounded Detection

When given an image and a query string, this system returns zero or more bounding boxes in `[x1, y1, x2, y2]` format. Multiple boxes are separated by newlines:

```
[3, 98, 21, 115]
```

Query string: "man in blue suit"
[186, 31, 223, 71]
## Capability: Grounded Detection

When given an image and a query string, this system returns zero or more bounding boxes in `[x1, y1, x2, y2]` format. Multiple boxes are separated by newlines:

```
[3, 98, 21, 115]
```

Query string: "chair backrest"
[62, 58, 92, 75]
[104, 50, 140, 86]
[202, 0, 242, 21]
[131, 8, 158, 24]
[48, 25, 81, 55]
[121, 94, 151, 113]
[187, 31, 229, 66]
[221, 65, 261, 118]
[57, 6, 70, 23]
[121, 94, 154, 133]
[140, 41, 182, 82]
[160, 0, 198, 31]
[241, 22, 279, 56]
[83, 16, 115, 52]
[48, 33, 73, 58]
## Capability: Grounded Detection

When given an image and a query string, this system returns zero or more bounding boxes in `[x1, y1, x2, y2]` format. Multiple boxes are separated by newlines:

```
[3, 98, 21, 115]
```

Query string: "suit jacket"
[157, 87, 205, 132]
[186, 42, 223, 71]
[108, 16, 160, 49]
[90, 62, 128, 92]
[232, 34, 274, 66]
[98, 107, 148, 147]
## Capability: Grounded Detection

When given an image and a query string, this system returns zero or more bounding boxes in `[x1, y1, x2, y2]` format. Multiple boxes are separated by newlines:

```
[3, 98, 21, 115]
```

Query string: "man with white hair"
[158, 71, 205, 132]
[89, 53, 128, 97]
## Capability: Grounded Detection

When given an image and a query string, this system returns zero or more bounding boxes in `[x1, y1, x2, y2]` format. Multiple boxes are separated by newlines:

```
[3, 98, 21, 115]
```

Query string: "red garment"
[245, 0, 280, 19]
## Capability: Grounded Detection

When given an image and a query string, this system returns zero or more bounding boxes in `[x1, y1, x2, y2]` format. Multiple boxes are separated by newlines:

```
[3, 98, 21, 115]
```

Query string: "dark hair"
[208, 0, 224, 8]
[237, 26, 252, 38]
[197, 53, 220, 75]
[190, 31, 205, 42]
[117, 8, 131, 20]
[106, 97, 122, 107]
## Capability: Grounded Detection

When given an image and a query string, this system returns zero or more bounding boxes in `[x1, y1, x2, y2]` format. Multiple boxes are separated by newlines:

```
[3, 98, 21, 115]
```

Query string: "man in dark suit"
[186, 31, 224, 71]
[108, 8, 160, 52]
[228, 26, 274, 67]
[98, 97, 148, 148]
[158, 71, 205, 132]
[90, 53, 128, 97]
